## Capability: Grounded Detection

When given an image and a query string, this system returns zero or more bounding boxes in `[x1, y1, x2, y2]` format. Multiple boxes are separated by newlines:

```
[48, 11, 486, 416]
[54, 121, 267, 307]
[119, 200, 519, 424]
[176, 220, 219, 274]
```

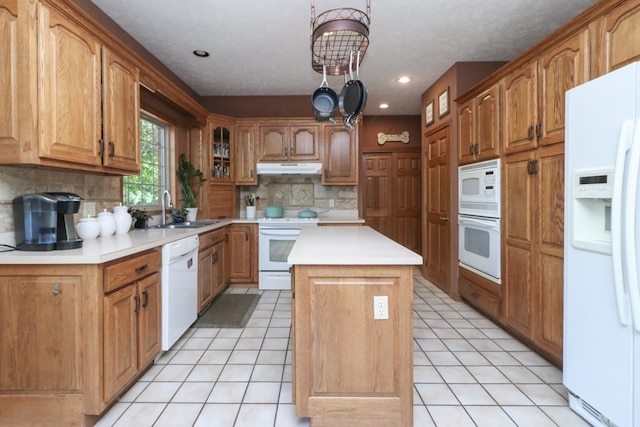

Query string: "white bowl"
[76, 217, 101, 240]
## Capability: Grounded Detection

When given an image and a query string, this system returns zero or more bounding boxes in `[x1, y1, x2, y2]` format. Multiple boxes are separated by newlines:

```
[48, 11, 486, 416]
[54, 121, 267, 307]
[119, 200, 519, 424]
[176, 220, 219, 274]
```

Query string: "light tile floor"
[96, 270, 590, 427]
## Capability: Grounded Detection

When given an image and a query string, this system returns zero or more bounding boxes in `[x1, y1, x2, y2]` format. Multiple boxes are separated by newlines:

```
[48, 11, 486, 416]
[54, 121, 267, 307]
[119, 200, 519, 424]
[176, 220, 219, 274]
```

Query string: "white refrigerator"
[564, 62, 640, 427]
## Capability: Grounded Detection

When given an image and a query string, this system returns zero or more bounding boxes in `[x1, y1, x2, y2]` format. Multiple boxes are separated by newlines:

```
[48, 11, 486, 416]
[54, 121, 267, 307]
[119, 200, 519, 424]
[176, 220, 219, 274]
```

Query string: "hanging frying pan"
[312, 65, 338, 123]
[339, 51, 367, 130]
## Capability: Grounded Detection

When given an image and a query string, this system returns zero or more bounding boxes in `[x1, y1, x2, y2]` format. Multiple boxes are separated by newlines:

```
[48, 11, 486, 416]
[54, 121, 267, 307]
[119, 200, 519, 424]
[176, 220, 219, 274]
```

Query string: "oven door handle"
[458, 216, 500, 231]
[259, 229, 301, 236]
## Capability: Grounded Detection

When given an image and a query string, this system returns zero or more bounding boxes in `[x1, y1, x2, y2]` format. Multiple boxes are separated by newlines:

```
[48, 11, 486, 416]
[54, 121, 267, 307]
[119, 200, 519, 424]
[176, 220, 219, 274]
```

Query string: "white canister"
[246, 206, 256, 219]
[76, 217, 100, 240]
[97, 209, 116, 237]
[113, 204, 131, 234]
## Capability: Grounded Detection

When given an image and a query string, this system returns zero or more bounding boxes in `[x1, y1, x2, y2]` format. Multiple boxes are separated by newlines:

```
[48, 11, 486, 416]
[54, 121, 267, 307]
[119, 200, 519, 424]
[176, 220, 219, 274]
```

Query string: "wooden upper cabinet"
[538, 31, 587, 146]
[258, 125, 288, 161]
[38, 2, 103, 167]
[257, 122, 320, 162]
[322, 125, 358, 185]
[235, 123, 257, 185]
[458, 83, 501, 164]
[503, 62, 538, 154]
[0, 3, 18, 150]
[102, 47, 140, 171]
[592, 0, 640, 76]
[290, 125, 321, 161]
[504, 30, 587, 154]
[210, 120, 234, 182]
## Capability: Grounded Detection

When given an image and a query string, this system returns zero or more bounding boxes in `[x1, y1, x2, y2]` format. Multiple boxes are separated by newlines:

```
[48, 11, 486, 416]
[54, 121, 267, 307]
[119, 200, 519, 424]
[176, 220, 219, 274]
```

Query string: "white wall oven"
[458, 159, 501, 283]
[258, 218, 318, 290]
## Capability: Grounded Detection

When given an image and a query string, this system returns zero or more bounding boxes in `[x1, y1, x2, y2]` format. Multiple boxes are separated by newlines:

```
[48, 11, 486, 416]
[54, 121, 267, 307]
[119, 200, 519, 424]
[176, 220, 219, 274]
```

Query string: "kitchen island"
[288, 226, 422, 427]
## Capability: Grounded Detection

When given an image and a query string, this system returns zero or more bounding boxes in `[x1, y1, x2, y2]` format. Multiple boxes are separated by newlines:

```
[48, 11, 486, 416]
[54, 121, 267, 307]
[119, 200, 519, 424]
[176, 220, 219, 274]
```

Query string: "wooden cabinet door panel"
[503, 244, 534, 336]
[538, 252, 563, 355]
[538, 144, 565, 255]
[208, 184, 235, 219]
[103, 284, 137, 401]
[101, 47, 140, 171]
[38, 4, 102, 166]
[394, 152, 421, 253]
[0, 4, 18, 148]
[198, 246, 214, 313]
[290, 125, 320, 161]
[235, 124, 257, 185]
[595, 1, 640, 76]
[137, 272, 161, 368]
[0, 274, 82, 391]
[258, 125, 288, 161]
[476, 84, 501, 160]
[503, 63, 538, 154]
[322, 126, 357, 185]
[229, 224, 255, 282]
[457, 100, 475, 164]
[539, 33, 587, 146]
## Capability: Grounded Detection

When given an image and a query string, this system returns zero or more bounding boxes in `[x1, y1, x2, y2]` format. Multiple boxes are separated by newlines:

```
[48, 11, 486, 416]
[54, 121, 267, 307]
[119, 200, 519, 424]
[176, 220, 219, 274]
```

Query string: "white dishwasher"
[161, 235, 199, 351]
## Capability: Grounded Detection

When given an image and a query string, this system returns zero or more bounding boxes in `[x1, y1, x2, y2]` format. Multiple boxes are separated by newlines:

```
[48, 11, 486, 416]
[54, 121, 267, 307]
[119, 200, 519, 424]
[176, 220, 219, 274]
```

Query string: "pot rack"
[310, 0, 370, 76]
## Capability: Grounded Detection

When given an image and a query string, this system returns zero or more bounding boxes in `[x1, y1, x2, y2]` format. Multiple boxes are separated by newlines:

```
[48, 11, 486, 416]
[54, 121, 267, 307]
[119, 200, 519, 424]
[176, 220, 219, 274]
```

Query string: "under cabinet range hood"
[256, 162, 322, 175]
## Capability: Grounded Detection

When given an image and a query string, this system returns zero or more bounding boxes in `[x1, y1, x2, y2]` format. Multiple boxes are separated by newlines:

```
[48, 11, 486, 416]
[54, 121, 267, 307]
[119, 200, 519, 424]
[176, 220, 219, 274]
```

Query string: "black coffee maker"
[13, 192, 83, 251]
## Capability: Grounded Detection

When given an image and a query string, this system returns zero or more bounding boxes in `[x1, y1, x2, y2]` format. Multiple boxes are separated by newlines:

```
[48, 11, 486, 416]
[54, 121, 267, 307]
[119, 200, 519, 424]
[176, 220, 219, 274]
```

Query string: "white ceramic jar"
[97, 209, 116, 237]
[113, 204, 131, 234]
[76, 216, 100, 240]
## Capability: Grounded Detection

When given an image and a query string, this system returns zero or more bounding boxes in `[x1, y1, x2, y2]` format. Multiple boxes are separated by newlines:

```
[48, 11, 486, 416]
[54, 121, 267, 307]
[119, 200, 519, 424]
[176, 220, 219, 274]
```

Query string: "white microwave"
[458, 159, 500, 218]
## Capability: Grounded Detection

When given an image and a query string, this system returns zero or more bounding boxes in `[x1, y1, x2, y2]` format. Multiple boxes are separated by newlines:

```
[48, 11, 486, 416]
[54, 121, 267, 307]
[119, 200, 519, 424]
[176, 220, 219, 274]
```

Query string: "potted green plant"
[171, 208, 189, 223]
[177, 153, 206, 220]
[129, 208, 153, 229]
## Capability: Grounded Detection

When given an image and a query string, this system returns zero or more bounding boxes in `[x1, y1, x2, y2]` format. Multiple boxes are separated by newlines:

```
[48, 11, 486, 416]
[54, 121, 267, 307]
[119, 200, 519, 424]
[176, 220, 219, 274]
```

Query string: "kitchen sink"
[154, 220, 222, 229]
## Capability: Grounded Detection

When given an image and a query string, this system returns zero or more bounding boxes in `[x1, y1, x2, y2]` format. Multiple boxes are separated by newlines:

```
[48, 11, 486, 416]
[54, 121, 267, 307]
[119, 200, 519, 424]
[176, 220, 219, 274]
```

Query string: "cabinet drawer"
[458, 268, 501, 319]
[199, 228, 227, 249]
[104, 250, 161, 293]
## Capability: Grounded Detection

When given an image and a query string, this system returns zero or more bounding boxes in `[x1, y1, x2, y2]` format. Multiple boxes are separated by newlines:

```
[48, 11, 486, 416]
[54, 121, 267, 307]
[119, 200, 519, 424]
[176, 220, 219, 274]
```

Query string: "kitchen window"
[123, 112, 172, 208]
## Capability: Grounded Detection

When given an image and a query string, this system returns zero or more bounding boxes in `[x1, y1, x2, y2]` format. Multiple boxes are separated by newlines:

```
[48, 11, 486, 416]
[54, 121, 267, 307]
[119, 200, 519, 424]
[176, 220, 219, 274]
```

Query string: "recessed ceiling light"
[397, 76, 411, 84]
[379, 103, 389, 109]
[193, 50, 210, 58]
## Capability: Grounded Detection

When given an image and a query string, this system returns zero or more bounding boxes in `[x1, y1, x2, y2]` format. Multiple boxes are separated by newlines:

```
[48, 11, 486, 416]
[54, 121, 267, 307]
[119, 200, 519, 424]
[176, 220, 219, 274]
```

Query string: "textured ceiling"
[90, 0, 597, 115]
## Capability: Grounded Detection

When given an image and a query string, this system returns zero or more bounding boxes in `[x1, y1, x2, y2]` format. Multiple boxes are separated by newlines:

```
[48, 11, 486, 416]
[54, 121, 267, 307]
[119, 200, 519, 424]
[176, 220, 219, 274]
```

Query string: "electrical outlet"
[329, 199, 335, 208]
[373, 296, 388, 320]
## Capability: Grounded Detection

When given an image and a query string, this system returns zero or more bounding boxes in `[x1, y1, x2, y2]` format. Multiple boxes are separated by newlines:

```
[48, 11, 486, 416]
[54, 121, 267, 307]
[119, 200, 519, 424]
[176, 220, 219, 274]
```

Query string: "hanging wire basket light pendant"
[310, 0, 371, 76]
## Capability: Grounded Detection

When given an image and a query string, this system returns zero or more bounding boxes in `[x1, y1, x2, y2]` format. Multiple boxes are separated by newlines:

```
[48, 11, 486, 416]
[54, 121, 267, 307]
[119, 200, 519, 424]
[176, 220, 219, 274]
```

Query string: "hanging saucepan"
[312, 65, 338, 123]
[339, 51, 368, 130]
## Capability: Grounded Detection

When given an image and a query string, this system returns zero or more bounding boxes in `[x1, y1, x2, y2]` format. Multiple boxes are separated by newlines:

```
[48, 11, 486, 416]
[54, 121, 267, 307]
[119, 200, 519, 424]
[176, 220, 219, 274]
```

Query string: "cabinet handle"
[527, 125, 534, 140]
[52, 283, 61, 295]
[135, 264, 148, 274]
[469, 145, 474, 155]
[527, 160, 532, 175]
[535, 122, 542, 140]
[290, 146, 295, 155]
[474, 143, 479, 155]
[141, 290, 149, 308]
[284, 147, 288, 156]
[440, 216, 449, 222]
[250, 170, 254, 178]
[134, 294, 140, 313]
[108, 141, 115, 157]
[98, 139, 105, 157]
[531, 159, 538, 175]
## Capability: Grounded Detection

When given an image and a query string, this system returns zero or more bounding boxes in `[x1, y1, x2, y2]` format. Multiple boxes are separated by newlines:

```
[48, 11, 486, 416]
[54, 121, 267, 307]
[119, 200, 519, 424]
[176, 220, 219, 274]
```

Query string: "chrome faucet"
[161, 190, 173, 226]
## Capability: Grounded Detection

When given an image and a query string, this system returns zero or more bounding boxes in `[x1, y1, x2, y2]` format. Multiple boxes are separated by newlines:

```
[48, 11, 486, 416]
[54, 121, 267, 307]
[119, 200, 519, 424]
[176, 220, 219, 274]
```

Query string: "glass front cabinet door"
[211, 125, 232, 181]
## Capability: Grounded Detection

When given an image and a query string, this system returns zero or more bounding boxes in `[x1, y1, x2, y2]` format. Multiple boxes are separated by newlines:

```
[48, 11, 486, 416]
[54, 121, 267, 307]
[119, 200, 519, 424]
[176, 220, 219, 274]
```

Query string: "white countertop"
[0, 221, 232, 265]
[288, 226, 422, 265]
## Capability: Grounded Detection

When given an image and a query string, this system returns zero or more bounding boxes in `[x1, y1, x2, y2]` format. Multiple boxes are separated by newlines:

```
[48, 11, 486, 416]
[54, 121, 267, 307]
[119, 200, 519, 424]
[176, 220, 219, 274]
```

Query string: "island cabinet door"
[293, 265, 414, 427]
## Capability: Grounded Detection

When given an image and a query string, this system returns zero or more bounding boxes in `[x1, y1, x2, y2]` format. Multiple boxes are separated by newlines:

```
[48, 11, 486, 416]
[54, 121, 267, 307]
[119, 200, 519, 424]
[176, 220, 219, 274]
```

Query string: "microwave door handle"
[458, 217, 499, 231]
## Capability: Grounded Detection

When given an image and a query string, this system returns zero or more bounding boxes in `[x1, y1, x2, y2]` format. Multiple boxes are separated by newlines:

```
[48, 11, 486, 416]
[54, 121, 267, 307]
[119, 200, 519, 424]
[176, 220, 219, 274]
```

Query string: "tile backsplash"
[238, 175, 357, 212]
[0, 166, 122, 233]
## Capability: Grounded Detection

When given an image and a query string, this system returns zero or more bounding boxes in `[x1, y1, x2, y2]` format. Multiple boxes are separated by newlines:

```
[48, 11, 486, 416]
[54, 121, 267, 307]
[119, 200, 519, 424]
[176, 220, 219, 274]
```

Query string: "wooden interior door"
[425, 126, 451, 292]
[393, 152, 421, 254]
[361, 154, 392, 238]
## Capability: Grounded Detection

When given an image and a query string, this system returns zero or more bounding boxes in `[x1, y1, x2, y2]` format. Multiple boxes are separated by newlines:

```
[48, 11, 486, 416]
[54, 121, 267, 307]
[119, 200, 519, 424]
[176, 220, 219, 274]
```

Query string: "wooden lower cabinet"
[292, 265, 413, 427]
[502, 143, 564, 364]
[458, 267, 501, 319]
[229, 223, 258, 284]
[198, 227, 230, 312]
[0, 249, 162, 426]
